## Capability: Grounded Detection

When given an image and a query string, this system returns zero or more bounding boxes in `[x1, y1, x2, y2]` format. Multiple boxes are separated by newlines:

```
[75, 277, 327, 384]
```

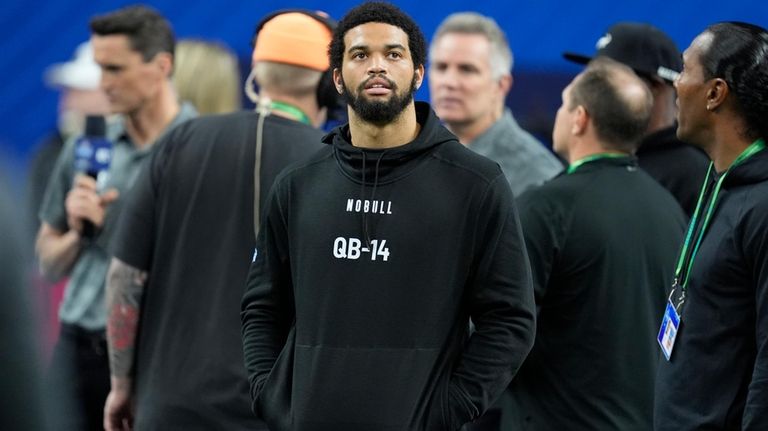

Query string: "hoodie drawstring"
[360, 151, 368, 247]
[361, 150, 387, 248]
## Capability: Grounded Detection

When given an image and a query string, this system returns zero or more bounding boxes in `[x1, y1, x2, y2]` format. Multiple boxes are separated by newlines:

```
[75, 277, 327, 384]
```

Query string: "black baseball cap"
[563, 22, 682, 85]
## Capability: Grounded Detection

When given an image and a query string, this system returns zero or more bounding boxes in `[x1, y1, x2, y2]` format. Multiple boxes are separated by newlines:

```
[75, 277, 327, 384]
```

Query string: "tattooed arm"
[103, 258, 147, 431]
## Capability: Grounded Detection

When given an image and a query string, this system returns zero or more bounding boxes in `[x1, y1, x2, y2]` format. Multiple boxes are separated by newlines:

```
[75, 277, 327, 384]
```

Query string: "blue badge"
[657, 300, 680, 361]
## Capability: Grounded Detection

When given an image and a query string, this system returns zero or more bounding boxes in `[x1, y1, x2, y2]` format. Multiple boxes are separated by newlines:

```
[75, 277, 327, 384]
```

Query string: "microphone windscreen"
[84, 115, 106, 137]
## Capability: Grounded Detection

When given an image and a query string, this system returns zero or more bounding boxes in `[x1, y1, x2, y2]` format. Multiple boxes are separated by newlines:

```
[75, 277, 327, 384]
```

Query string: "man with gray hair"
[429, 12, 562, 196]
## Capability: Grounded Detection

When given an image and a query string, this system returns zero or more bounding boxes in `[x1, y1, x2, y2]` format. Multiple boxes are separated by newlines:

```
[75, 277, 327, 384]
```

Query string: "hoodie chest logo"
[346, 198, 393, 215]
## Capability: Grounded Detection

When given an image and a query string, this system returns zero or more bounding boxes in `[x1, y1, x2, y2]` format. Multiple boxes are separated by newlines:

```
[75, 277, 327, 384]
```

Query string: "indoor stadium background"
[0, 0, 765, 187]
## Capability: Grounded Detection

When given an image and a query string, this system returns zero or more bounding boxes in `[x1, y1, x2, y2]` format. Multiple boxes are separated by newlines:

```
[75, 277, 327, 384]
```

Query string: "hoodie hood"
[321, 101, 458, 185]
[321, 101, 459, 248]
[724, 143, 768, 188]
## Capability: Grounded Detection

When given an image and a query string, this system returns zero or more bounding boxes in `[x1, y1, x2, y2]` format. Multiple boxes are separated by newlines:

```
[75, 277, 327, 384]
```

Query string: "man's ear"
[706, 78, 729, 112]
[572, 105, 588, 136]
[498, 74, 512, 96]
[155, 52, 173, 78]
[414, 64, 425, 90]
[333, 68, 344, 94]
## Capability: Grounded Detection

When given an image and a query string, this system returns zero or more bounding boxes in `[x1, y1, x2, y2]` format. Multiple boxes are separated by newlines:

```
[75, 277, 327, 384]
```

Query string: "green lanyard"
[269, 101, 312, 125]
[566, 152, 628, 174]
[673, 138, 766, 294]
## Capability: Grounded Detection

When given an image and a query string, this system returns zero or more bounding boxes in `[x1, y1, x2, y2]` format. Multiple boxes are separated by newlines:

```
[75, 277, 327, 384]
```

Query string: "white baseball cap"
[44, 41, 101, 90]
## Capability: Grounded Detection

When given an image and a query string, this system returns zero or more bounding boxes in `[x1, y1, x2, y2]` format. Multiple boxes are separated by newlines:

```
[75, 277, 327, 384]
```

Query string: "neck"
[646, 105, 676, 135]
[260, 90, 321, 127]
[123, 82, 179, 149]
[347, 103, 420, 149]
[709, 134, 754, 173]
[566, 139, 628, 165]
[447, 105, 503, 146]
[704, 114, 753, 173]
[645, 85, 677, 135]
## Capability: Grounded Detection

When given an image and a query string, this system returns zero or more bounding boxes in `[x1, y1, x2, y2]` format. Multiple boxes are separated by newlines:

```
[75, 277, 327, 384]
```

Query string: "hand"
[103, 379, 134, 431]
[64, 174, 119, 234]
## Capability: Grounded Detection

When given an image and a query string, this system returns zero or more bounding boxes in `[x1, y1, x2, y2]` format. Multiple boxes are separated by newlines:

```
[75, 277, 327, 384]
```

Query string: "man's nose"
[434, 67, 458, 88]
[99, 73, 112, 91]
[367, 54, 387, 74]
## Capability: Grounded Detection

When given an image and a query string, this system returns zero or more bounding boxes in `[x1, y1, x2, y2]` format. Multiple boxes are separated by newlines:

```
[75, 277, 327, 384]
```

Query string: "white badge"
[657, 300, 681, 361]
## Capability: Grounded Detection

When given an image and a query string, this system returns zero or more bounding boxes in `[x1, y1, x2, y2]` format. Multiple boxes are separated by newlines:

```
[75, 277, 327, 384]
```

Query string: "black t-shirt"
[111, 111, 324, 430]
[506, 157, 687, 431]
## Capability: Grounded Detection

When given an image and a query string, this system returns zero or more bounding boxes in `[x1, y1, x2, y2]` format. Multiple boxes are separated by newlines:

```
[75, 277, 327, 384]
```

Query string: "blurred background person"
[29, 41, 110, 242]
[506, 58, 685, 430]
[563, 22, 710, 217]
[27, 40, 111, 364]
[1, 170, 49, 431]
[429, 12, 563, 196]
[35, 5, 196, 430]
[173, 38, 242, 114]
[103, 9, 337, 430]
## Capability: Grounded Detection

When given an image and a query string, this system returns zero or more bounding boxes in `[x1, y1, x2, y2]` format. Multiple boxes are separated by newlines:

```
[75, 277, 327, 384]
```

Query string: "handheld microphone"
[73, 115, 113, 239]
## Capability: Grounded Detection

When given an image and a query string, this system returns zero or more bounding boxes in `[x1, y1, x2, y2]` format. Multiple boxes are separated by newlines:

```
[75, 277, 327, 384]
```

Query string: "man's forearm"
[105, 258, 147, 379]
[35, 224, 82, 281]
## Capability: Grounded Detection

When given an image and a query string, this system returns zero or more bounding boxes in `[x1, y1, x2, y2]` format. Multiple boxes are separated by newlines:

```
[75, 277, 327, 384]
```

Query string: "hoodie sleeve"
[743, 200, 768, 429]
[448, 174, 536, 425]
[241, 180, 294, 412]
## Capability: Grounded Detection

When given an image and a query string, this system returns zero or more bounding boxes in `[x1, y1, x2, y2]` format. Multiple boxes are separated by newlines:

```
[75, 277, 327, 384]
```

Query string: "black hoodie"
[635, 126, 710, 218]
[654, 147, 768, 430]
[241, 102, 536, 431]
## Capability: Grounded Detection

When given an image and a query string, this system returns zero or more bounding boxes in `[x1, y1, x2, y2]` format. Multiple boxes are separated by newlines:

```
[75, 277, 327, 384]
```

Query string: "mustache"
[358, 75, 397, 92]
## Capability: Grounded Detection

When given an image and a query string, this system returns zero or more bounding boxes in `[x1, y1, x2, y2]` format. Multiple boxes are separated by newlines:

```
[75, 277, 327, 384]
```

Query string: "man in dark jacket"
[103, 10, 337, 431]
[564, 22, 709, 217]
[505, 58, 686, 430]
[240, 2, 536, 430]
[654, 22, 768, 430]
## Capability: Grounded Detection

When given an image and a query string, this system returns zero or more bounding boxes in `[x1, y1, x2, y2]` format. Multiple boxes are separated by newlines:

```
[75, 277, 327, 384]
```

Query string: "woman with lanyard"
[654, 22, 768, 431]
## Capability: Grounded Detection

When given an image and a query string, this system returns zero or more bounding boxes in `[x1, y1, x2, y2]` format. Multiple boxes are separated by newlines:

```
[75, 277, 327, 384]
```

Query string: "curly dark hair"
[329, 1, 426, 72]
[90, 5, 175, 63]
[700, 22, 768, 140]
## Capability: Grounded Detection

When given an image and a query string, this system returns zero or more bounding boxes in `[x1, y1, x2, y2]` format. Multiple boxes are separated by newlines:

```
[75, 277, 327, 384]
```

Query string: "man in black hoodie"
[240, 2, 537, 430]
[654, 22, 768, 430]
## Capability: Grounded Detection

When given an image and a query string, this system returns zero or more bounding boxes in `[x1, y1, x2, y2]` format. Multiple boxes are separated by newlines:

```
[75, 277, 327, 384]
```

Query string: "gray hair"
[429, 12, 513, 80]
[253, 62, 322, 98]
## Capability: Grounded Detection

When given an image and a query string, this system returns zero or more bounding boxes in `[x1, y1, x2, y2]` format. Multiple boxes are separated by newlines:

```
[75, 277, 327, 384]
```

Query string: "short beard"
[341, 73, 418, 125]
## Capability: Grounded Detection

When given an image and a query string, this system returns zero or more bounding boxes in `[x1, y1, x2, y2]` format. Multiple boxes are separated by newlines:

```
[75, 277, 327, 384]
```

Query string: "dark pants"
[47, 323, 111, 431]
